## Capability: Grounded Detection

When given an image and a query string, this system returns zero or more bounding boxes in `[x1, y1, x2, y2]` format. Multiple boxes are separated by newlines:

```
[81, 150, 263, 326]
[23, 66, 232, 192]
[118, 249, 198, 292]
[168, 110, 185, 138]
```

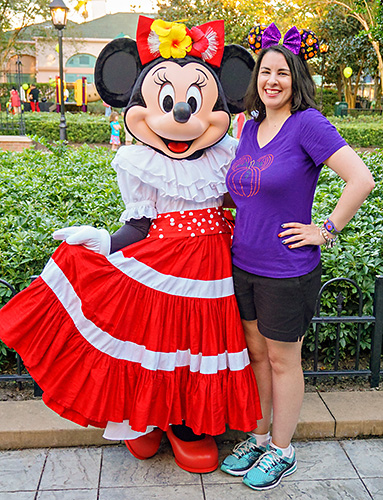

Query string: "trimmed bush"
[0, 112, 127, 143]
[3, 111, 383, 148]
[0, 140, 122, 301]
[328, 115, 383, 148]
[2, 111, 383, 147]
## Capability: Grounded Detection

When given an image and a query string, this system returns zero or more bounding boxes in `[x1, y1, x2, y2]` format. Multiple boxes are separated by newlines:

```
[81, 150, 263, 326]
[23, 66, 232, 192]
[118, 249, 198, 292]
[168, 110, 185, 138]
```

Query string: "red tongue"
[168, 142, 189, 153]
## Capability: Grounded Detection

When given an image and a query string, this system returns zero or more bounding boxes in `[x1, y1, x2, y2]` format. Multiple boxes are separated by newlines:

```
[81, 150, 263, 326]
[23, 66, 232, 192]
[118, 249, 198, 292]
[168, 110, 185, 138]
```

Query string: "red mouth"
[167, 141, 190, 153]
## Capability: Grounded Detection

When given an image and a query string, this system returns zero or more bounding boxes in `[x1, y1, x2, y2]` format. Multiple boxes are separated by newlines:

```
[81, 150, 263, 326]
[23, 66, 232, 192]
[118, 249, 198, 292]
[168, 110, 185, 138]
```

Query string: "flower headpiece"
[248, 22, 319, 60]
[136, 16, 225, 67]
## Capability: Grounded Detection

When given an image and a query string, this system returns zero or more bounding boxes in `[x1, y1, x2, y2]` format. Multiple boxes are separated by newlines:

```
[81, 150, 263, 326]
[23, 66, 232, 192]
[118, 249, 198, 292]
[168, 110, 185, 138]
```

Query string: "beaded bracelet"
[320, 226, 337, 249]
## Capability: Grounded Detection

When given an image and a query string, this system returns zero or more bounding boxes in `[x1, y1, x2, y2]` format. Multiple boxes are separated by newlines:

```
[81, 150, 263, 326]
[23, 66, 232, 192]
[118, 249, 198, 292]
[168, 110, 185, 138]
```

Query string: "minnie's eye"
[186, 85, 202, 114]
[159, 83, 175, 113]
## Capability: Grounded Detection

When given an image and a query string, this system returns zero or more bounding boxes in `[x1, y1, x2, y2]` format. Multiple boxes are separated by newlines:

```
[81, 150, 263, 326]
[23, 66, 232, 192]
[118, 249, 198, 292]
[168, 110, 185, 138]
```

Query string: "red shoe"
[166, 426, 218, 473]
[124, 428, 163, 460]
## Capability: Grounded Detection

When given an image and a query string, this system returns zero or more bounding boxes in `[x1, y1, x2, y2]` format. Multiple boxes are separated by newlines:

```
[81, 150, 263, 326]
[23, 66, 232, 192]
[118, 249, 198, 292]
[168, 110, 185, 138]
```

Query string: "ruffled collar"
[112, 135, 237, 202]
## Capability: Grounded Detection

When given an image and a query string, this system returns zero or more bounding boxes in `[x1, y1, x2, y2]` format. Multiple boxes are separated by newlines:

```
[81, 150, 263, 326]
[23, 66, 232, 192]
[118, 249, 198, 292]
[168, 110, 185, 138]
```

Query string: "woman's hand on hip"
[278, 222, 326, 248]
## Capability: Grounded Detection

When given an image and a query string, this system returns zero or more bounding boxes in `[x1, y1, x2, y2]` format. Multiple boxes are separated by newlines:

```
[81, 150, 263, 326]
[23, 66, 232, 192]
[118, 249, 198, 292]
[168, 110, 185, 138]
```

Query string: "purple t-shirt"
[227, 108, 347, 278]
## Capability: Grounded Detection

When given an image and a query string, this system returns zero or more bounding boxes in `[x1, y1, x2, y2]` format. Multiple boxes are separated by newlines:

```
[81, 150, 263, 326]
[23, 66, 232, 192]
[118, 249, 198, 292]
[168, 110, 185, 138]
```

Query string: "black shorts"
[233, 262, 322, 343]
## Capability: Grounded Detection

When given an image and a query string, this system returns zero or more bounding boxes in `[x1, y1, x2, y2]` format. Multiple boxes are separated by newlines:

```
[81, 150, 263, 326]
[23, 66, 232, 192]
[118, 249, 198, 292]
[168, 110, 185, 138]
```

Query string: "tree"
[271, 1, 326, 34]
[74, 0, 90, 19]
[0, 0, 51, 68]
[156, 0, 273, 45]
[317, 0, 383, 94]
[316, 6, 376, 107]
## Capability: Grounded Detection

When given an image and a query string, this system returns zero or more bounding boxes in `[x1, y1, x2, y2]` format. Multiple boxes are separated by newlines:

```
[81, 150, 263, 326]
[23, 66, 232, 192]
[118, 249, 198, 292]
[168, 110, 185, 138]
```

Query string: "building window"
[79, 55, 90, 65]
[66, 53, 96, 68]
[65, 73, 94, 84]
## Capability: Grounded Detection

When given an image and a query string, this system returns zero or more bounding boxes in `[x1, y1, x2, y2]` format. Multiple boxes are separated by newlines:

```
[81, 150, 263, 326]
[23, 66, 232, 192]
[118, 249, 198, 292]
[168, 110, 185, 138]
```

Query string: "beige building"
[3, 12, 154, 85]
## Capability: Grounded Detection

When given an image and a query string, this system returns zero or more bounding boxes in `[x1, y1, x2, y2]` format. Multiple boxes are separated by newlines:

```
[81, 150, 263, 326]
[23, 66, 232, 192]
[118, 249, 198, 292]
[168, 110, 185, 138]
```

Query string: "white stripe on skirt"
[40, 258, 250, 374]
[107, 250, 234, 298]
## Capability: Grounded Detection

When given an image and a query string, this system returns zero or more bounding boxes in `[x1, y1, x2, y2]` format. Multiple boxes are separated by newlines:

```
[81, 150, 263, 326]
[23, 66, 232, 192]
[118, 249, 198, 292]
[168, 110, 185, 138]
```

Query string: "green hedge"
[0, 141, 382, 366]
[0, 141, 121, 299]
[328, 115, 383, 148]
[0, 112, 127, 143]
[2, 111, 383, 147]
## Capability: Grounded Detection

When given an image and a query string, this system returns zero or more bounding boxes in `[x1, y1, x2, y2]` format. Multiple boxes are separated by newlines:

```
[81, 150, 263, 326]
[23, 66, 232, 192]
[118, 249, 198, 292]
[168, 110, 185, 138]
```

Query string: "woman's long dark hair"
[244, 45, 317, 122]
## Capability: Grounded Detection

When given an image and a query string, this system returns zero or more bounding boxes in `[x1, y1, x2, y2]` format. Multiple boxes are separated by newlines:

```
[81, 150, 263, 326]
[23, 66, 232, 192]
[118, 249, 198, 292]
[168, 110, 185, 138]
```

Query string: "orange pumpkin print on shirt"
[227, 154, 274, 197]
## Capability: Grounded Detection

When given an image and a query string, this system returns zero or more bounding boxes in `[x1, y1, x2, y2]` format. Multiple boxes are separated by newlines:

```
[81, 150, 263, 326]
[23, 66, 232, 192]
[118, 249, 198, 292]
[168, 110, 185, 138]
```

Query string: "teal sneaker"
[220, 436, 266, 476]
[242, 446, 297, 490]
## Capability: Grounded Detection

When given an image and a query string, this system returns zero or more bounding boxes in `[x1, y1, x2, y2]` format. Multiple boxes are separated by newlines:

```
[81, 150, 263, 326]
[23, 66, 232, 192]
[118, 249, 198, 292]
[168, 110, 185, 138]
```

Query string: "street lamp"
[319, 42, 329, 112]
[49, 0, 69, 141]
[15, 56, 26, 135]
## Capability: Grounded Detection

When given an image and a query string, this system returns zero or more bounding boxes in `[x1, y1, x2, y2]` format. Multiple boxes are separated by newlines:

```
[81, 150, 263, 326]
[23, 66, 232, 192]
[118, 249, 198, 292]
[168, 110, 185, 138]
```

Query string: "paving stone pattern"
[0, 438, 382, 499]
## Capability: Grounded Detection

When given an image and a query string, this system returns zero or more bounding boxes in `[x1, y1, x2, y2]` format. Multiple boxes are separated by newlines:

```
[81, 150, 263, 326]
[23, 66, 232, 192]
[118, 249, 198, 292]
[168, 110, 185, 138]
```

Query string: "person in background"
[232, 111, 246, 139]
[10, 87, 21, 114]
[220, 22, 375, 491]
[103, 101, 112, 117]
[109, 111, 121, 151]
[29, 84, 40, 112]
[19, 85, 26, 104]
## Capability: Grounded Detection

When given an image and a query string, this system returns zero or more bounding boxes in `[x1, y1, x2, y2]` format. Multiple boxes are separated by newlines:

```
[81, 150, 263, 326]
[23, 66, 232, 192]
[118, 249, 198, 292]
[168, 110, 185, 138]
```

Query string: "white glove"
[53, 225, 111, 256]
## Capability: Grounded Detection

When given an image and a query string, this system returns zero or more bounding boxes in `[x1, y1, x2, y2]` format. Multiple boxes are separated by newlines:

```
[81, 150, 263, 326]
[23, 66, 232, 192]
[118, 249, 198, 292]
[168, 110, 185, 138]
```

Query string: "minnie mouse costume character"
[0, 16, 262, 473]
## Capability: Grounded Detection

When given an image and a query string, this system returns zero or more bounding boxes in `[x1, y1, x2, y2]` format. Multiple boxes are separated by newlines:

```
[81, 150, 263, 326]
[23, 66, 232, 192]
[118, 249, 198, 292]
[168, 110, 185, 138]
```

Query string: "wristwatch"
[323, 218, 340, 235]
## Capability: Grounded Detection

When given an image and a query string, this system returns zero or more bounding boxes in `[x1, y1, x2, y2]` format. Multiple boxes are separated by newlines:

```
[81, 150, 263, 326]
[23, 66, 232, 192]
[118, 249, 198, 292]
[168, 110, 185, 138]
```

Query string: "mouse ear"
[216, 45, 255, 113]
[95, 38, 142, 108]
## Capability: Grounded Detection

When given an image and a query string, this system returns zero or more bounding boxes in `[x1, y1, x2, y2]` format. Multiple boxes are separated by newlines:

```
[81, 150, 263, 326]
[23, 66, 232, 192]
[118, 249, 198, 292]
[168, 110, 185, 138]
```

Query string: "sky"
[66, 0, 158, 23]
[10, 0, 157, 29]
[101, 0, 157, 13]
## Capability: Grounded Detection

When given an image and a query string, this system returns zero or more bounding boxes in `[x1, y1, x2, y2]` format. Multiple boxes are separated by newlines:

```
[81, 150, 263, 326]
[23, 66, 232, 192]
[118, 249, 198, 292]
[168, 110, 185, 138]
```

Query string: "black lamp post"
[15, 55, 26, 135]
[49, 0, 69, 141]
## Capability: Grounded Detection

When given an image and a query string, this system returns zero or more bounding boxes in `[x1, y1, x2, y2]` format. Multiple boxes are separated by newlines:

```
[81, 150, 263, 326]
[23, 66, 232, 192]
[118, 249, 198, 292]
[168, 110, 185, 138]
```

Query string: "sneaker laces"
[232, 438, 258, 459]
[257, 449, 283, 473]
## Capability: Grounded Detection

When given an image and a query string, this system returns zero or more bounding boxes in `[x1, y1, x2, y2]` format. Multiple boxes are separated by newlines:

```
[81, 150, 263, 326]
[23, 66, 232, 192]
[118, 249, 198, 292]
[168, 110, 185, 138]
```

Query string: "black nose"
[173, 102, 192, 123]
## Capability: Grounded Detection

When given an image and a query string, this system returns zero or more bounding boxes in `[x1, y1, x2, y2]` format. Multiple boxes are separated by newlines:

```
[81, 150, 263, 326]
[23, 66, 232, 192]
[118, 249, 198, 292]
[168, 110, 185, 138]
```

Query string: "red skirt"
[0, 207, 261, 435]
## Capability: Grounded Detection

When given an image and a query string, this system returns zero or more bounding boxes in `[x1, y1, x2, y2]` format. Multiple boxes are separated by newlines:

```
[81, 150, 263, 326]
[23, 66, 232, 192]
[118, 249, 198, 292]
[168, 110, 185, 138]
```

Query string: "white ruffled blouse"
[111, 134, 238, 221]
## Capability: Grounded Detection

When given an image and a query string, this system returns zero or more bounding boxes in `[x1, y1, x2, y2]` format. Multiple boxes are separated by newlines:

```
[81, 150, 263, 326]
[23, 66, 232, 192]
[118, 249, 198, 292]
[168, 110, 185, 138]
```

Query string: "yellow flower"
[151, 19, 174, 37]
[152, 20, 192, 59]
[160, 33, 192, 59]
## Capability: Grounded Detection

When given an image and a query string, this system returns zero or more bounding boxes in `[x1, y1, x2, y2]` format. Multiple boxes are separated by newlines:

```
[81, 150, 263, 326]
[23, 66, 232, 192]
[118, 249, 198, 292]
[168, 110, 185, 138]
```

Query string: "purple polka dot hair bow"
[262, 22, 301, 55]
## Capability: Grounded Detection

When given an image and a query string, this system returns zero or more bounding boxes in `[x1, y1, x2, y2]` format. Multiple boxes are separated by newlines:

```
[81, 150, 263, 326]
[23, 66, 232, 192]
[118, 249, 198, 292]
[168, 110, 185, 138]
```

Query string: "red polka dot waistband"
[147, 207, 233, 239]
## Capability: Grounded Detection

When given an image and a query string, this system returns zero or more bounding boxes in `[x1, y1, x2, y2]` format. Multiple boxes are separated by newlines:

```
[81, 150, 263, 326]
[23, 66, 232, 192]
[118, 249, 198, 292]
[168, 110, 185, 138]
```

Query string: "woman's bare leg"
[243, 319, 304, 447]
[242, 319, 272, 434]
[265, 337, 304, 448]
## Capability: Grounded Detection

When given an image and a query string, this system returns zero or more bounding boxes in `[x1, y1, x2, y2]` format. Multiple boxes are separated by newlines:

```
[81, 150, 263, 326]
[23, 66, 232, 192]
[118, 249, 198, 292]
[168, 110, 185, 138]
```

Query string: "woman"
[221, 23, 375, 490]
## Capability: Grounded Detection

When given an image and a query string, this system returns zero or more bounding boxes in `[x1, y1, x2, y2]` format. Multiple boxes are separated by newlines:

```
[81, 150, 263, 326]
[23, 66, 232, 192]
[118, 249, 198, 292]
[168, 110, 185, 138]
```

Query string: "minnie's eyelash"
[193, 74, 207, 88]
[154, 72, 169, 86]
[154, 71, 207, 88]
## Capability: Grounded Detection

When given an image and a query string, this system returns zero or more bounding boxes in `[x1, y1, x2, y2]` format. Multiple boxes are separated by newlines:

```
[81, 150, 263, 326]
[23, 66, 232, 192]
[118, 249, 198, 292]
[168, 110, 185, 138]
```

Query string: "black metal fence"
[0, 275, 382, 392]
[304, 276, 383, 388]
[0, 111, 25, 135]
